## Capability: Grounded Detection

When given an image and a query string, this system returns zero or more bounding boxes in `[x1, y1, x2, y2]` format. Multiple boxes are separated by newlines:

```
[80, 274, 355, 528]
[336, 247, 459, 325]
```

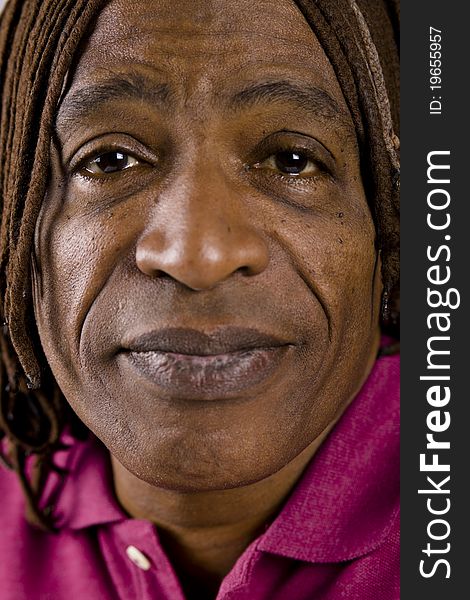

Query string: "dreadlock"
[0, 0, 400, 531]
[0, 0, 108, 530]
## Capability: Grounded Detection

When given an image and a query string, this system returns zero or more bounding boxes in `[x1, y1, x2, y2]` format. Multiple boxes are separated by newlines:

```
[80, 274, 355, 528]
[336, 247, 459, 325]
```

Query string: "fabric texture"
[0, 352, 399, 600]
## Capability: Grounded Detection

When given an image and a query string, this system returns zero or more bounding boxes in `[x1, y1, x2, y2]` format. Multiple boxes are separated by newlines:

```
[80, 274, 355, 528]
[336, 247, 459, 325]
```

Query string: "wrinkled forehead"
[64, 0, 352, 129]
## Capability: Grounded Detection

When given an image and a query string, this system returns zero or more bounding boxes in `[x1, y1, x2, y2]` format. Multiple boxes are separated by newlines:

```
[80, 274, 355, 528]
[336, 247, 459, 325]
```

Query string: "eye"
[83, 151, 140, 175]
[255, 150, 320, 177]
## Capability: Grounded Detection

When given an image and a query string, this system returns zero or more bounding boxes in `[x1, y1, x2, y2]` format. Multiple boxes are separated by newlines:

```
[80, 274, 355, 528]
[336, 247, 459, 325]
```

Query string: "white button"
[126, 545, 151, 571]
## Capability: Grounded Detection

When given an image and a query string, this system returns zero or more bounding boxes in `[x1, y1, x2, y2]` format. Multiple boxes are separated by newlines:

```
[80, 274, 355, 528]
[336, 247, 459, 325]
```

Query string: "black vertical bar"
[401, 2, 469, 598]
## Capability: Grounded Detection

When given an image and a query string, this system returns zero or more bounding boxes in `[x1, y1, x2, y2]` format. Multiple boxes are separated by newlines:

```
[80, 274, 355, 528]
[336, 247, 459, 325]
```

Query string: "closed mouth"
[120, 326, 293, 399]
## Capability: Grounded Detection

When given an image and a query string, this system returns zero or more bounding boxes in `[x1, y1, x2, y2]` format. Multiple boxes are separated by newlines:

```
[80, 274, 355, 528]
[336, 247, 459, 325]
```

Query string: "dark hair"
[0, 0, 400, 530]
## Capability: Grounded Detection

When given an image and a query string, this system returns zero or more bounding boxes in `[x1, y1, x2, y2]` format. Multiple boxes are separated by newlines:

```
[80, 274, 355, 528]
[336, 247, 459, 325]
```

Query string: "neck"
[110, 422, 335, 599]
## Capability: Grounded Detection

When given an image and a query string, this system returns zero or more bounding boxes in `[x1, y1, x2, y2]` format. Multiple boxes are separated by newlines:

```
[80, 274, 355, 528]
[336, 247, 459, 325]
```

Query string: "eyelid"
[248, 131, 336, 176]
[253, 152, 322, 179]
[68, 133, 157, 173]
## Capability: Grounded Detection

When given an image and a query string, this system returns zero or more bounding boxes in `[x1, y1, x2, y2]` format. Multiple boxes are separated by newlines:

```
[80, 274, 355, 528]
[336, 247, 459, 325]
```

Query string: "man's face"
[34, 0, 381, 490]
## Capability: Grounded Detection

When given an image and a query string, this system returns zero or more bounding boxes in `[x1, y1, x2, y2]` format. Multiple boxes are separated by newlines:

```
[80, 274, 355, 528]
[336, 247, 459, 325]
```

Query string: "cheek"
[319, 218, 377, 319]
[34, 198, 141, 377]
[277, 203, 377, 324]
[268, 189, 381, 407]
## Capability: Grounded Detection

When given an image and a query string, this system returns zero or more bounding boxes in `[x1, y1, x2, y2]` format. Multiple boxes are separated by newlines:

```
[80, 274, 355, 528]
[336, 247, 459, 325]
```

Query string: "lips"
[120, 327, 293, 399]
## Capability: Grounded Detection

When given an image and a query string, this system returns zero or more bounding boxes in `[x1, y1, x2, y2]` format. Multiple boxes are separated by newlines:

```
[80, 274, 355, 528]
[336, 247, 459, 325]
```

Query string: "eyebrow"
[228, 80, 347, 122]
[56, 72, 172, 129]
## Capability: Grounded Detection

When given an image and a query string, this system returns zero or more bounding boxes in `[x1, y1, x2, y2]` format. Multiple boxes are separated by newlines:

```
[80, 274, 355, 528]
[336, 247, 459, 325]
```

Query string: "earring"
[381, 289, 390, 323]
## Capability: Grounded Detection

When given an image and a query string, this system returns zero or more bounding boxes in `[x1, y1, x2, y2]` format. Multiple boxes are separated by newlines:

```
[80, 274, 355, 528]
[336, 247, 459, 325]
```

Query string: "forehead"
[66, 0, 350, 125]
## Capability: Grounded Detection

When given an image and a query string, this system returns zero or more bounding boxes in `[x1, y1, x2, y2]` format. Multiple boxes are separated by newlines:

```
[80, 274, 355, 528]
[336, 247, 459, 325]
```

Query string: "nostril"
[152, 271, 174, 282]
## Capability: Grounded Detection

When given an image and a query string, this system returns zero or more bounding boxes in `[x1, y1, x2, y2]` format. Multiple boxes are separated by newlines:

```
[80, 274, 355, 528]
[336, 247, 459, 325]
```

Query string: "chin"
[107, 428, 304, 493]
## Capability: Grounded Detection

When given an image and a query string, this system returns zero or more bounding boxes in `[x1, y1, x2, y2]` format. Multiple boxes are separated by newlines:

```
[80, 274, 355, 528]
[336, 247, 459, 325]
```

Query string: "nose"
[135, 172, 269, 291]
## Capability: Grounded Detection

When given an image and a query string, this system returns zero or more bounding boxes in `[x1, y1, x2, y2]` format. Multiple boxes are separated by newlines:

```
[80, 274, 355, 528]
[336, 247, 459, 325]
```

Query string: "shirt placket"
[99, 519, 187, 600]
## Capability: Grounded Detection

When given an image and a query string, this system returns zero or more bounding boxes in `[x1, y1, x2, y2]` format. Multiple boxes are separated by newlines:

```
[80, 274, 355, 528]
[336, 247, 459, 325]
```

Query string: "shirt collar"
[43, 431, 125, 530]
[46, 352, 399, 563]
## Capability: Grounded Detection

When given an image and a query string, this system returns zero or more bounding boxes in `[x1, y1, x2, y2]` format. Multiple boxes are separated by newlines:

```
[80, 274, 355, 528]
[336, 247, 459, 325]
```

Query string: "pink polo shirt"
[0, 351, 399, 600]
